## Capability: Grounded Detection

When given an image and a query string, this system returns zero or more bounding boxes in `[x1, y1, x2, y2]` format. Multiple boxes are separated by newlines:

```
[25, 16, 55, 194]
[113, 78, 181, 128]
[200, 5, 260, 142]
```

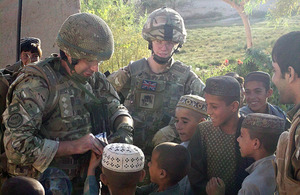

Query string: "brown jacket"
[275, 104, 300, 194]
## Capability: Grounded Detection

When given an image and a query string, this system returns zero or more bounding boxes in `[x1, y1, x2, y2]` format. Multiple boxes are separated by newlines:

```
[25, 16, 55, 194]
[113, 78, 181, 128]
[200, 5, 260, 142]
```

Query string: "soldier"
[2, 13, 133, 194]
[107, 7, 205, 155]
[272, 31, 300, 194]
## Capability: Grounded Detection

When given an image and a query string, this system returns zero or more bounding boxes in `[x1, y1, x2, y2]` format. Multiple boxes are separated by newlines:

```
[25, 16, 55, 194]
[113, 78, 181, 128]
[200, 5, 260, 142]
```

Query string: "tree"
[245, 0, 300, 25]
[221, 0, 253, 49]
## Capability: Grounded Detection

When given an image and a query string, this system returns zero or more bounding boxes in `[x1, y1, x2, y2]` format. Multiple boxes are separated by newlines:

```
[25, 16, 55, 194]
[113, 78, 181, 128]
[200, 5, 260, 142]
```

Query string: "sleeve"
[84, 175, 100, 195]
[237, 182, 260, 195]
[3, 75, 59, 173]
[152, 124, 178, 147]
[185, 71, 205, 97]
[93, 72, 132, 130]
[107, 65, 131, 98]
[187, 125, 208, 195]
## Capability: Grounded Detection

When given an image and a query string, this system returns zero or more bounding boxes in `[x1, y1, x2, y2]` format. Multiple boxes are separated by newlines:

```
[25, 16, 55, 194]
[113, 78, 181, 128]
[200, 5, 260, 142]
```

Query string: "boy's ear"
[100, 173, 108, 185]
[266, 88, 273, 98]
[253, 138, 261, 150]
[160, 169, 167, 179]
[231, 101, 239, 112]
[139, 170, 146, 182]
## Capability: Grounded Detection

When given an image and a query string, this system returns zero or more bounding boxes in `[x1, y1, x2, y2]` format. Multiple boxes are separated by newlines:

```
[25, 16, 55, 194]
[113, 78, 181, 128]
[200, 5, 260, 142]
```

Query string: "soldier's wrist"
[116, 123, 134, 133]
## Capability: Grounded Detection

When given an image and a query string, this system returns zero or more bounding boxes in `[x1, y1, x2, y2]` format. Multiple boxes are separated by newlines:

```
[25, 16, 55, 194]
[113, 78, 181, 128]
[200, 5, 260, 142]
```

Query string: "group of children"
[83, 70, 286, 195]
[1, 69, 286, 195]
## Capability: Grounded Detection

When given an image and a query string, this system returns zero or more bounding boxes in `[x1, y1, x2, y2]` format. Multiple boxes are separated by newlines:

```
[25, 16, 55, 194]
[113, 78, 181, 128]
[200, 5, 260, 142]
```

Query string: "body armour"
[109, 58, 205, 153]
[3, 55, 129, 179]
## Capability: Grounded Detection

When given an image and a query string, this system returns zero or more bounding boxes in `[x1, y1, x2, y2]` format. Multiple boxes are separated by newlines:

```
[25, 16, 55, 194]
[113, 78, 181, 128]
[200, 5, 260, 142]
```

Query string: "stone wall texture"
[0, 0, 80, 67]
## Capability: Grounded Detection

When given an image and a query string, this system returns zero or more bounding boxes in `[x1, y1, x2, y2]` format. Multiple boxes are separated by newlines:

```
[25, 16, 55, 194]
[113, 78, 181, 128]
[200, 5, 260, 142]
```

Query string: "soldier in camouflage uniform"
[107, 7, 205, 155]
[2, 13, 133, 194]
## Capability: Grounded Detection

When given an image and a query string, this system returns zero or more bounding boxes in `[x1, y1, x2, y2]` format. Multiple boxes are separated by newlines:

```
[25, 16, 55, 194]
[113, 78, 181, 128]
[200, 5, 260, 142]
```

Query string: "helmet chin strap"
[62, 57, 89, 83]
[150, 43, 181, 65]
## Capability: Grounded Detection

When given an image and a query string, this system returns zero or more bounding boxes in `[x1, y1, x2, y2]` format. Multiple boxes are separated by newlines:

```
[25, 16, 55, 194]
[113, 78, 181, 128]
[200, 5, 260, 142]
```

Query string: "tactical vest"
[275, 108, 300, 195]
[6, 55, 104, 179]
[124, 58, 191, 151]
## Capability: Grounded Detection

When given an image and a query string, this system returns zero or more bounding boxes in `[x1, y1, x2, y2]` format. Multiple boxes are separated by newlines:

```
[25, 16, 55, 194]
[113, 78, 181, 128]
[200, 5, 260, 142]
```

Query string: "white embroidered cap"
[102, 143, 145, 173]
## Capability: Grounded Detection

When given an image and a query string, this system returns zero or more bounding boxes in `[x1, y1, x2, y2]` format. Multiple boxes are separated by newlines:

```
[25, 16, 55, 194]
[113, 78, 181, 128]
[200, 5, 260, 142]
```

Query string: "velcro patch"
[141, 80, 157, 91]
[7, 113, 23, 128]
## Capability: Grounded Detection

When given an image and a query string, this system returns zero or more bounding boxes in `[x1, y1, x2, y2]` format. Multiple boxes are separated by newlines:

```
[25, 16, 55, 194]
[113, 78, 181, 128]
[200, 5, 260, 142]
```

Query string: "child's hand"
[206, 177, 225, 195]
[87, 151, 102, 176]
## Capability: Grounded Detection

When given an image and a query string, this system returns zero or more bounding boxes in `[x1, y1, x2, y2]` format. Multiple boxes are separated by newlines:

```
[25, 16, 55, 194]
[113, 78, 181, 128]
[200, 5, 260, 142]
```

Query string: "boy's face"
[148, 150, 161, 184]
[205, 93, 235, 127]
[237, 128, 255, 158]
[244, 81, 272, 113]
[175, 107, 203, 142]
[20, 51, 40, 65]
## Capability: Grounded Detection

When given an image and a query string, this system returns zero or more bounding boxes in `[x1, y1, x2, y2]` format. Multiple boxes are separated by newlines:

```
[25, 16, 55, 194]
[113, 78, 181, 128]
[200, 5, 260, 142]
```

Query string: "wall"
[0, 0, 80, 67]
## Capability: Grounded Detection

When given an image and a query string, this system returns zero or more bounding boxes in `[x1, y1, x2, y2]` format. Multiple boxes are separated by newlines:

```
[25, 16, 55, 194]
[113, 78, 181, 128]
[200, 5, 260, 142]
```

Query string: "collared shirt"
[238, 155, 276, 195]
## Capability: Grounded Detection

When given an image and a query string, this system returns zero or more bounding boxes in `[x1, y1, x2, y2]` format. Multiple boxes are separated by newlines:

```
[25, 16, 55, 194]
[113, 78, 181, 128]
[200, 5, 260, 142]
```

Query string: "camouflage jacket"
[2, 56, 130, 178]
[107, 58, 205, 152]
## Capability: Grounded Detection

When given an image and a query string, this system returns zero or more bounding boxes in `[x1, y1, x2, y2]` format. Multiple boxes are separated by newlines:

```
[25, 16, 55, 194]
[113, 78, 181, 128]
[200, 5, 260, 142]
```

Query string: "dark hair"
[154, 142, 191, 184]
[248, 131, 281, 154]
[244, 71, 271, 91]
[1, 176, 44, 195]
[20, 37, 42, 57]
[221, 95, 240, 106]
[272, 31, 300, 76]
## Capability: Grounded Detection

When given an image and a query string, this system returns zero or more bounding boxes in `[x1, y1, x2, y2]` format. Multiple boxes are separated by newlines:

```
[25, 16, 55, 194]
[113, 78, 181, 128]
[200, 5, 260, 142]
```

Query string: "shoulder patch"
[7, 113, 23, 128]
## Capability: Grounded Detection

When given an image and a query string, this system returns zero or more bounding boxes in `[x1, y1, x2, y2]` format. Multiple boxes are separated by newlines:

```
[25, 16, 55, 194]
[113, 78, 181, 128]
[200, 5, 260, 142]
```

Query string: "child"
[175, 95, 208, 195]
[240, 71, 289, 125]
[136, 142, 191, 195]
[1, 176, 45, 195]
[152, 94, 208, 147]
[206, 113, 285, 195]
[84, 143, 145, 195]
[188, 76, 253, 195]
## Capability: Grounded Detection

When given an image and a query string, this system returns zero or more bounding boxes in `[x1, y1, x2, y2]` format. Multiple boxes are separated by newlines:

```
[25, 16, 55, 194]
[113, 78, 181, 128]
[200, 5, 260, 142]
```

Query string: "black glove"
[108, 124, 133, 144]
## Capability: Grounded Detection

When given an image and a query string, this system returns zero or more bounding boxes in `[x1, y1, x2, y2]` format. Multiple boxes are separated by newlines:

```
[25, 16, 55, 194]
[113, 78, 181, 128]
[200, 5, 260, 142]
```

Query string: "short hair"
[154, 142, 191, 184]
[102, 167, 142, 189]
[20, 37, 42, 57]
[1, 176, 44, 195]
[272, 31, 300, 76]
[248, 130, 281, 154]
[244, 71, 271, 91]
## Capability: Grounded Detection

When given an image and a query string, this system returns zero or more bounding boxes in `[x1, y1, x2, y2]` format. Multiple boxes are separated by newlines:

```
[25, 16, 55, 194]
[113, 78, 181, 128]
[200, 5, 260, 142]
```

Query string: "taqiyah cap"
[102, 143, 145, 173]
[204, 76, 240, 97]
[176, 94, 207, 116]
[242, 113, 285, 134]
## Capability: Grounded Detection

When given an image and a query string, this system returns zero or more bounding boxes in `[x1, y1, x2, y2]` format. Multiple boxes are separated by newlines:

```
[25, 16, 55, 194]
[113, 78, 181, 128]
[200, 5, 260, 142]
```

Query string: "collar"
[287, 103, 300, 122]
[245, 155, 275, 174]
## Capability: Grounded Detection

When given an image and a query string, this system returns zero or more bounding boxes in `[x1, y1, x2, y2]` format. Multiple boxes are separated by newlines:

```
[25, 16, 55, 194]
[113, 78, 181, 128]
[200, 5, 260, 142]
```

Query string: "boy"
[206, 113, 285, 195]
[136, 142, 191, 195]
[188, 76, 253, 195]
[84, 143, 145, 195]
[152, 94, 208, 147]
[1, 176, 45, 195]
[240, 71, 289, 128]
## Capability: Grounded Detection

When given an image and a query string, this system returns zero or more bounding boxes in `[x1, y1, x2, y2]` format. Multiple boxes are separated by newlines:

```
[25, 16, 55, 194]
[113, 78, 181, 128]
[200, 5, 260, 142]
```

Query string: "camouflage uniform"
[2, 13, 132, 194]
[108, 7, 205, 154]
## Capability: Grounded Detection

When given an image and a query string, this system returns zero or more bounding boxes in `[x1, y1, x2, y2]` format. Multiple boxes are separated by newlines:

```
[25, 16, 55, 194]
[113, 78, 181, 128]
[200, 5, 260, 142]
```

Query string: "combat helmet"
[142, 7, 187, 46]
[56, 12, 114, 62]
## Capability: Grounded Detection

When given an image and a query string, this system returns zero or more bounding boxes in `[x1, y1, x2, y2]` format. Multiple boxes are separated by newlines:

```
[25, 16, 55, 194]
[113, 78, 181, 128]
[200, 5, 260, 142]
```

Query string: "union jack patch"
[141, 80, 157, 91]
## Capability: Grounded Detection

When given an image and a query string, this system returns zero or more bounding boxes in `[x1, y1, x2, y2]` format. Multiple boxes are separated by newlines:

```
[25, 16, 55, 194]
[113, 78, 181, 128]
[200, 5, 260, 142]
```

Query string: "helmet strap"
[151, 43, 181, 65]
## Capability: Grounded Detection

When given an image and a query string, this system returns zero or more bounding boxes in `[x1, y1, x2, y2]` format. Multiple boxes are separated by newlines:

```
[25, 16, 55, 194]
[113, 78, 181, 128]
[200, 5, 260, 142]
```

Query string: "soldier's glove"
[108, 123, 134, 144]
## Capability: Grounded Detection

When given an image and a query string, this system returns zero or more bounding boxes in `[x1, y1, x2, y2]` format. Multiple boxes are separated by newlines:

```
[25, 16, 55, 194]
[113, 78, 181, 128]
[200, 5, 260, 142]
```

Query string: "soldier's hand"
[108, 126, 133, 144]
[74, 133, 104, 156]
